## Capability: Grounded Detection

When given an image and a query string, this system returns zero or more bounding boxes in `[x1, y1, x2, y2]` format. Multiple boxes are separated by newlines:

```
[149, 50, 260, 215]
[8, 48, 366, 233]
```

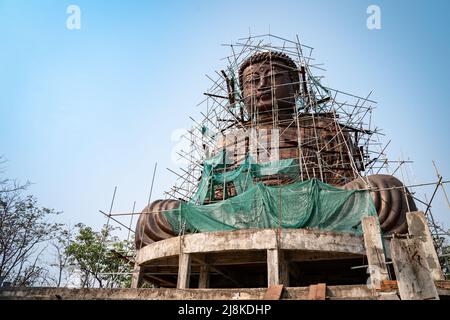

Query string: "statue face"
[242, 60, 296, 117]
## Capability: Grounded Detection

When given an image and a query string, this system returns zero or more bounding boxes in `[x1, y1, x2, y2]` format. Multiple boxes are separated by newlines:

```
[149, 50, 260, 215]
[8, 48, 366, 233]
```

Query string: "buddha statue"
[135, 51, 416, 249]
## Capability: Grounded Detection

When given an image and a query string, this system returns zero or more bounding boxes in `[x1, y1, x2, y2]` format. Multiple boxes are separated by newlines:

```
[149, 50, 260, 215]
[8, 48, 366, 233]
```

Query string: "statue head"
[239, 51, 300, 121]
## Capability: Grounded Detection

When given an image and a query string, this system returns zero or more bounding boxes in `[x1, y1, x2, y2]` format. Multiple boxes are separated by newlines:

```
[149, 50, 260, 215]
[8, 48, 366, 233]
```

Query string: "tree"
[46, 226, 76, 287]
[434, 231, 450, 279]
[0, 157, 134, 288]
[0, 172, 61, 286]
[65, 223, 133, 288]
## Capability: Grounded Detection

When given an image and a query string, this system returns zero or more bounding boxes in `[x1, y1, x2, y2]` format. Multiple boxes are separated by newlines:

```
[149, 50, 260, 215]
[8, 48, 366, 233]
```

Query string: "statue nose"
[258, 75, 271, 90]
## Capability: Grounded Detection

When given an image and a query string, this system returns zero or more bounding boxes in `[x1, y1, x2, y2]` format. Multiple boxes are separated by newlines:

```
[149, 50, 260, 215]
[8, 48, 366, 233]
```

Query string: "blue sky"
[1, 0, 449, 234]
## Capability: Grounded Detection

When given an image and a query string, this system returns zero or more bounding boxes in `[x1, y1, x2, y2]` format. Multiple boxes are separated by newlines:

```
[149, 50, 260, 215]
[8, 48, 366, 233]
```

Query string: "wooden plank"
[267, 249, 280, 287]
[308, 283, 326, 300]
[406, 211, 444, 280]
[378, 280, 398, 291]
[390, 238, 439, 300]
[316, 283, 326, 300]
[377, 280, 398, 292]
[263, 285, 284, 300]
[177, 253, 191, 289]
[308, 284, 317, 299]
[362, 216, 389, 289]
[435, 280, 450, 289]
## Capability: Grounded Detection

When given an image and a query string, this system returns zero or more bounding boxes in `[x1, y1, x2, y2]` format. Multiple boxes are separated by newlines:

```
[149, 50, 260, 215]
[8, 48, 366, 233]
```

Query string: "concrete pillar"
[362, 216, 389, 289]
[131, 263, 144, 289]
[406, 211, 444, 280]
[279, 252, 290, 287]
[267, 249, 280, 287]
[198, 265, 210, 288]
[391, 238, 439, 300]
[177, 253, 191, 289]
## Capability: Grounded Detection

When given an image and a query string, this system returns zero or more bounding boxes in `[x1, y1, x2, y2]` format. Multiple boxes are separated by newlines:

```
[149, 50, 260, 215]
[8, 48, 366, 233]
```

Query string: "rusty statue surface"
[135, 42, 416, 249]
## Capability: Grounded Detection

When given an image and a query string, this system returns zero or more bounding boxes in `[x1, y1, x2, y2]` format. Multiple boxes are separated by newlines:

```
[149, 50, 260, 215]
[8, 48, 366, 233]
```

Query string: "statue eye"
[271, 70, 285, 78]
[245, 75, 260, 84]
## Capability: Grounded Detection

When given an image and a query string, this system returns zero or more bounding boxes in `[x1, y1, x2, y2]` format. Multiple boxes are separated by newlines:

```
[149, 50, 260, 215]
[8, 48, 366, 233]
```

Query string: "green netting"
[164, 178, 377, 236]
[189, 151, 300, 204]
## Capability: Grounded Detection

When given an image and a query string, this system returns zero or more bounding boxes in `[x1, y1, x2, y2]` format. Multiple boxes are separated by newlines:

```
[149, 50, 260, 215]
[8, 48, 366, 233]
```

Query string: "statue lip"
[257, 90, 272, 99]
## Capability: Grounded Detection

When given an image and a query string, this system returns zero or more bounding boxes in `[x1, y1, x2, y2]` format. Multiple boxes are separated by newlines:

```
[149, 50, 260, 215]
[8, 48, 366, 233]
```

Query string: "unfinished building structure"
[129, 34, 450, 300]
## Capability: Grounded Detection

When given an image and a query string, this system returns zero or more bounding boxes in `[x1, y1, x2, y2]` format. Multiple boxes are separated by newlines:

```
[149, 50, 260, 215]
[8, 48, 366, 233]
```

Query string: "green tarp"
[189, 151, 300, 205]
[164, 178, 377, 236]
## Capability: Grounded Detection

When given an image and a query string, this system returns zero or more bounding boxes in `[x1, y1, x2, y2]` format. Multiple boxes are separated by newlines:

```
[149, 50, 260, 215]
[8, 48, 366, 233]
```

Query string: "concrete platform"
[1, 283, 449, 300]
[134, 228, 368, 289]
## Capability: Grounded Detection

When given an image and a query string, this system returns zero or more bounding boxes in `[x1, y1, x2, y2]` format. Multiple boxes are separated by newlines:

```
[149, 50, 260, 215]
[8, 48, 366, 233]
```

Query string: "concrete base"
[135, 228, 367, 289]
[1, 283, 449, 300]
